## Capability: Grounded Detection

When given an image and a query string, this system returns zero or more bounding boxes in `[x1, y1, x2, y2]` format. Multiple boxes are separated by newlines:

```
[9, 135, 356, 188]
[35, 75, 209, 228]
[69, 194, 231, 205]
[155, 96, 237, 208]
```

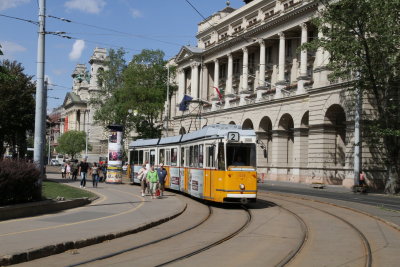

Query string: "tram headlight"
[240, 184, 245, 190]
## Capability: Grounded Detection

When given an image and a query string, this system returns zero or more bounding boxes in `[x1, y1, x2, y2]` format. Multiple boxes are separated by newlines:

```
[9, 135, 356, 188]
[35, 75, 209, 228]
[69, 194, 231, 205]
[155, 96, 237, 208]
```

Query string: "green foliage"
[122, 49, 168, 139]
[0, 60, 35, 158]
[306, 0, 400, 192]
[56, 131, 89, 160]
[0, 160, 41, 205]
[42, 180, 96, 200]
[90, 48, 168, 142]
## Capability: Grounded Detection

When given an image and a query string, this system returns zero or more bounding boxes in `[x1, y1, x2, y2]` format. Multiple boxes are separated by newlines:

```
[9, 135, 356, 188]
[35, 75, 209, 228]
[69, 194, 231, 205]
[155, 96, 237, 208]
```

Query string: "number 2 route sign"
[227, 132, 240, 142]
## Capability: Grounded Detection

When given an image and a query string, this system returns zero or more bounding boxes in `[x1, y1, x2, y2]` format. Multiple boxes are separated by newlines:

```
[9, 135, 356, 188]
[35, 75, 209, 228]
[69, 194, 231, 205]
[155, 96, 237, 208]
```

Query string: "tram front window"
[226, 143, 256, 168]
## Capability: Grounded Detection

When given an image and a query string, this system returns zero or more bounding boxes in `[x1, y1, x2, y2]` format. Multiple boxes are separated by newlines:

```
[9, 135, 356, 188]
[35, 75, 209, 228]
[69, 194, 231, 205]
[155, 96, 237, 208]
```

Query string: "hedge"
[0, 160, 41, 205]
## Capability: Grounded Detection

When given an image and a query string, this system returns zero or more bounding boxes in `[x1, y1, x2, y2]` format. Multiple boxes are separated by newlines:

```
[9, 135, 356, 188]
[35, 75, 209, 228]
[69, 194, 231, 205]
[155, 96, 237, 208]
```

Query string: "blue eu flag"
[179, 95, 193, 111]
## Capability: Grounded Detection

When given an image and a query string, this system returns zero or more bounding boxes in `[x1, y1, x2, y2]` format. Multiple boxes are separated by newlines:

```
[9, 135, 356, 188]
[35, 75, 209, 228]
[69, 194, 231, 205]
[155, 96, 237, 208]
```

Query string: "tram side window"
[166, 149, 171, 165]
[199, 144, 203, 168]
[189, 146, 194, 167]
[181, 147, 185, 166]
[171, 148, 178, 166]
[218, 142, 225, 170]
[144, 151, 150, 165]
[206, 145, 215, 168]
[150, 149, 156, 166]
[194, 145, 199, 167]
[159, 149, 165, 165]
[133, 150, 143, 165]
[185, 148, 190, 167]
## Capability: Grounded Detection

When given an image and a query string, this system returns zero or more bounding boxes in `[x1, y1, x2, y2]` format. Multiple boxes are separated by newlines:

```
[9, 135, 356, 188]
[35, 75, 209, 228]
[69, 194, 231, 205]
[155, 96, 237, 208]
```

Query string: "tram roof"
[130, 124, 256, 148]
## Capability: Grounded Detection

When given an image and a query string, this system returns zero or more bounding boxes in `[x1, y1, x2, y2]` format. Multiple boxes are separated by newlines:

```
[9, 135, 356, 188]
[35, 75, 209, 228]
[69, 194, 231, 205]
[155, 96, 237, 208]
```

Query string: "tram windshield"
[226, 143, 256, 168]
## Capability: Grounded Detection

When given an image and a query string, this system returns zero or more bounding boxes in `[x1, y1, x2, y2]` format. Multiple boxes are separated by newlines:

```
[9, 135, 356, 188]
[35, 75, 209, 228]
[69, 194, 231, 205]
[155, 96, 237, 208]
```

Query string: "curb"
[0, 203, 187, 266]
[0, 198, 94, 221]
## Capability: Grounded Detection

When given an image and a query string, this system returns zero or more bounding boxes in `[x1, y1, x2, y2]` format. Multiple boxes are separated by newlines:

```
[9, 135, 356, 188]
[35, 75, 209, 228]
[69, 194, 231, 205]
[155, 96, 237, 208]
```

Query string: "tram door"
[205, 144, 216, 199]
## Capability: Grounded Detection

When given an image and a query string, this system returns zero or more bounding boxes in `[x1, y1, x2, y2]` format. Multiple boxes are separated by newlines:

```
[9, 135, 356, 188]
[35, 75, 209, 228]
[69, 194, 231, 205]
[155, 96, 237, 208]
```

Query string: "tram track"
[155, 205, 252, 266]
[259, 192, 373, 267]
[67, 203, 213, 267]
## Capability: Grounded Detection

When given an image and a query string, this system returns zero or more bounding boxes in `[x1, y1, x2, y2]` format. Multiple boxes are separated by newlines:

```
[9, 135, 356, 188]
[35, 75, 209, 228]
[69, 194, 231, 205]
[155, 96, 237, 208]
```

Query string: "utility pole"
[166, 65, 170, 136]
[34, 0, 46, 189]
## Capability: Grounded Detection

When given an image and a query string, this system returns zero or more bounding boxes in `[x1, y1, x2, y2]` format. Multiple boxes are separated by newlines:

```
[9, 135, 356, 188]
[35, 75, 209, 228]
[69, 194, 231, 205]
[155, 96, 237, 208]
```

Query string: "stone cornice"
[202, 1, 318, 57]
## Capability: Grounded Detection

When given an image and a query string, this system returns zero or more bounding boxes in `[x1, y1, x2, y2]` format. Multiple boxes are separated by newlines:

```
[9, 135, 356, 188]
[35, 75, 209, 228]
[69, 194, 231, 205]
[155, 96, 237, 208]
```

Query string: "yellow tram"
[129, 124, 257, 204]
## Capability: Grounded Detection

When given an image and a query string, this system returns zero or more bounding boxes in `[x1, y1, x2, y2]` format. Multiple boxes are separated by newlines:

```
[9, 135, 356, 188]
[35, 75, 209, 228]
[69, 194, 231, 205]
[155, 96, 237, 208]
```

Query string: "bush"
[0, 160, 41, 205]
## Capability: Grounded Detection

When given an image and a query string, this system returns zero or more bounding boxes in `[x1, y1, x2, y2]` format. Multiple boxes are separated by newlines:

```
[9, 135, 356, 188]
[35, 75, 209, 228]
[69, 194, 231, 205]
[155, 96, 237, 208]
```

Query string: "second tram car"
[129, 124, 257, 204]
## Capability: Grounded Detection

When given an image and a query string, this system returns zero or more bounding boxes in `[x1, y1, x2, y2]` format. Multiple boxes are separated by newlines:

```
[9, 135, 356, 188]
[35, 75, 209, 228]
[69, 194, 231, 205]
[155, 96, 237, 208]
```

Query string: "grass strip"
[43, 180, 96, 200]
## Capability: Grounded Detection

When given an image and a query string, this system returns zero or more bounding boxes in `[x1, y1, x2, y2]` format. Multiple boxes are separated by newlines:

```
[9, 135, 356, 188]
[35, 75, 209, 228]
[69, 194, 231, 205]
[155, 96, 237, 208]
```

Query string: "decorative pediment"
[175, 45, 205, 63]
[62, 92, 86, 109]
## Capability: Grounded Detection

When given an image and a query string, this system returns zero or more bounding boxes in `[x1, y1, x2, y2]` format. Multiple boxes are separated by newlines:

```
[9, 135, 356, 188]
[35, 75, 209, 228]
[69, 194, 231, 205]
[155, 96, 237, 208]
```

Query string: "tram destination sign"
[227, 132, 240, 142]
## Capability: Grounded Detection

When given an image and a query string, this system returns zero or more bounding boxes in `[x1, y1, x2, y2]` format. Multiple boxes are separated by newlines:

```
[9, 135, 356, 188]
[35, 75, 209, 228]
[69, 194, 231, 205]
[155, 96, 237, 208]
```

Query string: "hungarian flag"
[213, 86, 223, 101]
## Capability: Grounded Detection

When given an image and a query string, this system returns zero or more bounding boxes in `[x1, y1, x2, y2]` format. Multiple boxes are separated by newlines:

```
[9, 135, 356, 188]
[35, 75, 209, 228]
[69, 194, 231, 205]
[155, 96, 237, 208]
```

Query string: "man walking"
[78, 158, 89, 188]
[157, 163, 167, 197]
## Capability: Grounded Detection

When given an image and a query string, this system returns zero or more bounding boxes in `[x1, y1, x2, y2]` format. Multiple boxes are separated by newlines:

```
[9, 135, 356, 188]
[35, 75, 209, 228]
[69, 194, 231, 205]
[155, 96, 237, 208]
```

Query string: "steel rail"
[67, 205, 212, 267]
[155, 205, 252, 267]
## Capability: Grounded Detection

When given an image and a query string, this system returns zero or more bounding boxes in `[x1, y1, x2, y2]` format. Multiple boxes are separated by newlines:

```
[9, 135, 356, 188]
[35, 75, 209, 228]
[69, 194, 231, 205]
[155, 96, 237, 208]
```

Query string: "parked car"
[50, 159, 60, 166]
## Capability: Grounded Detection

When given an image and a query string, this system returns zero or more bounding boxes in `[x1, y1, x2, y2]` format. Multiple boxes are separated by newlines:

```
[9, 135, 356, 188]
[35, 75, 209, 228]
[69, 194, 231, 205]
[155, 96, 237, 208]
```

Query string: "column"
[297, 23, 309, 95]
[224, 53, 234, 108]
[314, 28, 331, 88]
[275, 32, 286, 98]
[241, 47, 249, 92]
[201, 64, 209, 100]
[178, 68, 185, 103]
[213, 59, 219, 89]
[226, 53, 233, 96]
[259, 40, 266, 87]
[256, 40, 267, 102]
[171, 93, 177, 118]
[191, 63, 199, 99]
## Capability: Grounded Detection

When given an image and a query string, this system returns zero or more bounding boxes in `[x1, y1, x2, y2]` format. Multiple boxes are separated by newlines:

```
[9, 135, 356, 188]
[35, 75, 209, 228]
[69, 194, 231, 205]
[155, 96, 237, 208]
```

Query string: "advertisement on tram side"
[169, 167, 180, 190]
[132, 165, 142, 184]
[179, 168, 185, 192]
[189, 169, 204, 198]
[106, 128, 123, 183]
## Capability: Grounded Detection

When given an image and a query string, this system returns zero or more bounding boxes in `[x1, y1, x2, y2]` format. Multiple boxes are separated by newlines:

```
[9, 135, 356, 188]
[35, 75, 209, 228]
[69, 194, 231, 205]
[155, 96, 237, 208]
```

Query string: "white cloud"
[69, 40, 85, 61]
[0, 41, 27, 59]
[130, 8, 143, 18]
[53, 69, 66, 76]
[64, 0, 106, 14]
[0, 0, 30, 11]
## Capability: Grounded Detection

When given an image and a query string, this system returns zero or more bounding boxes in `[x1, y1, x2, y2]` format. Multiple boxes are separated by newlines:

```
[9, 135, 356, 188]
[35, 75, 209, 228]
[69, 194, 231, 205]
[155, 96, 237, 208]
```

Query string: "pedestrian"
[137, 164, 147, 197]
[71, 160, 79, 181]
[146, 165, 159, 199]
[78, 158, 89, 188]
[91, 162, 99, 188]
[157, 163, 167, 197]
[61, 162, 66, 179]
[101, 163, 107, 182]
[359, 170, 366, 187]
[66, 162, 71, 179]
[145, 161, 151, 194]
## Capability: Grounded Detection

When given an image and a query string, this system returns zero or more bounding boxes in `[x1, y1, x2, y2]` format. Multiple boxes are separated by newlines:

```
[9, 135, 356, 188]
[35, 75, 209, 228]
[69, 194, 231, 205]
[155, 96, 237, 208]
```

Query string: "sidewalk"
[0, 169, 185, 266]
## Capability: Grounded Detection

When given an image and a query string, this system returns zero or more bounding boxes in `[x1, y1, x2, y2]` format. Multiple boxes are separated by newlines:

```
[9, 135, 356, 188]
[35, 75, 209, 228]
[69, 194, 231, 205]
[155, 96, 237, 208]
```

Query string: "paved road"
[0, 168, 185, 265]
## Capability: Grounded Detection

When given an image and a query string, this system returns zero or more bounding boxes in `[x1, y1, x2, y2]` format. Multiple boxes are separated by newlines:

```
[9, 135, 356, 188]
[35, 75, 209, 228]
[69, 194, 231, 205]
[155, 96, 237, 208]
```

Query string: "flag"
[213, 86, 223, 101]
[179, 95, 193, 111]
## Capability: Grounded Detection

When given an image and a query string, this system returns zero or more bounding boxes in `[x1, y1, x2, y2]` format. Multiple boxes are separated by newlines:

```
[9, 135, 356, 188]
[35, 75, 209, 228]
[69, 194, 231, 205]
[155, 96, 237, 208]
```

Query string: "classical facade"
[165, 0, 385, 189]
[60, 48, 108, 162]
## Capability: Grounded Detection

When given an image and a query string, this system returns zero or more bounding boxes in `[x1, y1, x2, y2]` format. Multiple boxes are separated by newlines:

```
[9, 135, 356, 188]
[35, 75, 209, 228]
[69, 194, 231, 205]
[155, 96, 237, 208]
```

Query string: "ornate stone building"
[165, 0, 385, 188]
[60, 48, 108, 162]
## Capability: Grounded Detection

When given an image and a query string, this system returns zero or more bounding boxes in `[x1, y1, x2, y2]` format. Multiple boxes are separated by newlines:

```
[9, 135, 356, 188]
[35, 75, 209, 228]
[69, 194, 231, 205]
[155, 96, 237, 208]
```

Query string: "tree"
[122, 49, 168, 139]
[305, 0, 400, 193]
[56, 131, 89, 160]
[0, 60, 35, 158]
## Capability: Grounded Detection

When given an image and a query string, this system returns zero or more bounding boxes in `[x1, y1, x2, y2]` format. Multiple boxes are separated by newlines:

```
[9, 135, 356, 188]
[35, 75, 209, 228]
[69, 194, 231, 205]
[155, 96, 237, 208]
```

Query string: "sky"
[0, 0, 246, 111]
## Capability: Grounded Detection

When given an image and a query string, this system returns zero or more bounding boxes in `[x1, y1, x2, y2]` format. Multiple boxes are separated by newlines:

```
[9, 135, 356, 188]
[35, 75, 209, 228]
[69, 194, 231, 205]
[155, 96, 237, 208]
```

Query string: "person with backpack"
[146, 165, 159, 199]
[157, 163, 167, 197]
[71, 160, 79, 181]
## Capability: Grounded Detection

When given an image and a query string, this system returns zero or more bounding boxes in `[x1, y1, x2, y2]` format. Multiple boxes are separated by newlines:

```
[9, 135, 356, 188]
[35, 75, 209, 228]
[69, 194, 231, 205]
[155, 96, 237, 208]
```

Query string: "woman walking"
[137, 164, 147, 197]
[146, 165, 159, 199]
[66, 162, 71, 179]
[91, 162, 100, 188]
